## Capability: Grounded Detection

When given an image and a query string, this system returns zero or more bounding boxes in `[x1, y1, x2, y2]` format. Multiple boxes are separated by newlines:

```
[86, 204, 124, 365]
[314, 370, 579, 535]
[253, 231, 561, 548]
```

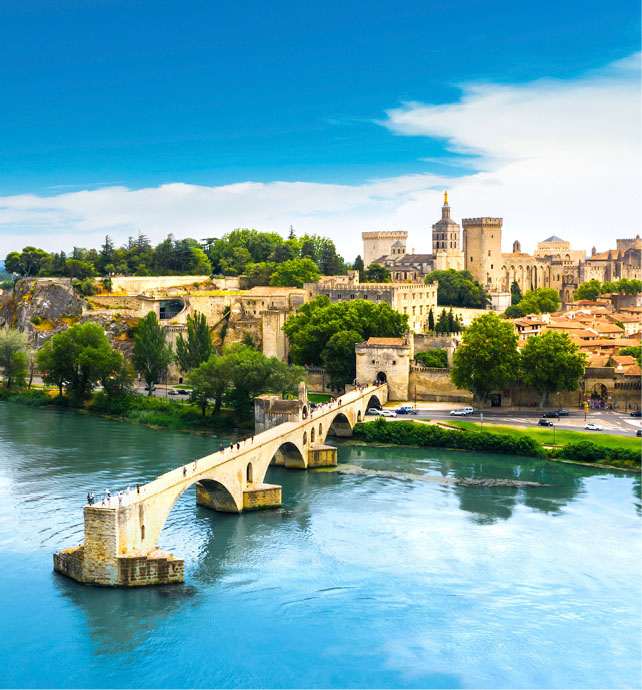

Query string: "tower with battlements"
[462, 216, 503, 290]
[362, 230, 408, 268]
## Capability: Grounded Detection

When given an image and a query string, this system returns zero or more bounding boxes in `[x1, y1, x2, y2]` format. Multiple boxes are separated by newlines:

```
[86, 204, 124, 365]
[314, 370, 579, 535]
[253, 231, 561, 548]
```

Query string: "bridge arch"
[273, 440, 306, 469]
[367, 393, 382, 410]
[327, 412, 353, 438]
[376, 371, 387, 383]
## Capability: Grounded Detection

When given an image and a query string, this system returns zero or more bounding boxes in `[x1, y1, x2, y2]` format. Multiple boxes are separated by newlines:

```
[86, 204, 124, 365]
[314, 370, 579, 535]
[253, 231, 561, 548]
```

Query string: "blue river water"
[0, 402, 640, 689]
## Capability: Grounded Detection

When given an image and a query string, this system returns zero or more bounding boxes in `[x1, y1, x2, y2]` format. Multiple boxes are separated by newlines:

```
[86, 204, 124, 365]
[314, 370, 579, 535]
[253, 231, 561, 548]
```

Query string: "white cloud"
[0, 54, 639, 261]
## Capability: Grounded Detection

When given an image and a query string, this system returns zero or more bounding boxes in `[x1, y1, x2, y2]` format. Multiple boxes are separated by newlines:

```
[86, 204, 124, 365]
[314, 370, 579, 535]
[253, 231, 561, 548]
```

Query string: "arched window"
[311, 427, 315, 443]
[246, 462, 253, 483]
[319, 423, 322, 437]
[303, 431, 307, 446]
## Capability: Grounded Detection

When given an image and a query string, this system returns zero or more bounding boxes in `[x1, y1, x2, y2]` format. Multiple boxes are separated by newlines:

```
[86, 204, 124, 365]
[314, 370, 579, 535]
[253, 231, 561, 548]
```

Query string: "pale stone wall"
[408, 366, 472, 403]
[355, 342, 411, 400]
[362, 231, 408, 267]
[462, 217, 503, 292]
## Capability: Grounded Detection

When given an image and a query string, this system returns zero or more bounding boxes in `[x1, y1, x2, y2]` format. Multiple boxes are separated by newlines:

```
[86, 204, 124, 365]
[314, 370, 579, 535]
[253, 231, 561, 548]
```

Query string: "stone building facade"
[306, 272, 438, 333]
[362, 194, 641, 307]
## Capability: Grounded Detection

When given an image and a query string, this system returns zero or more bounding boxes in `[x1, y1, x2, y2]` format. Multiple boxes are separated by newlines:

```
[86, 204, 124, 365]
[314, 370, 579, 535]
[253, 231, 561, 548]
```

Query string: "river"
[0, 402, 640, 689]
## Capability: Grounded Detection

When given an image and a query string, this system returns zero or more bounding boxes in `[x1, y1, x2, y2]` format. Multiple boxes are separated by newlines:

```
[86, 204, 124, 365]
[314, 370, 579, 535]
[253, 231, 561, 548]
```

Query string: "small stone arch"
[357, 410, 362, 423]
[303, 431, 308, 446]
[318, 423, 323, 437]
[311, 427, 315, 443]
[246, 462, 253, 484]
[376, 371, 387, 383]
[367, 393, 382, 410]
[302, 405, 309, 420]
[273, 441, 306, 469]
[327, 412, 353, 438]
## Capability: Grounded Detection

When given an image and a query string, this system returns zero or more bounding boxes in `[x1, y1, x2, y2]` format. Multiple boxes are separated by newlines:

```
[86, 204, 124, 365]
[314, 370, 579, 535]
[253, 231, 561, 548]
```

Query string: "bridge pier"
[307, 444, 337, 467]
[196, 481, 282, 512]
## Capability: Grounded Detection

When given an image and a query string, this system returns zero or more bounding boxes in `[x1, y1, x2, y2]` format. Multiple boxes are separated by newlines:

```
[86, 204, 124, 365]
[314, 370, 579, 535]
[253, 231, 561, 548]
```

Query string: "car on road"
[558, 408, 569, 416]
[585, 423, 603, 431]
[380, 409, 397, 418]
[144, 385, 156, 392]
[538, 419, 554, 427]
[631, 410, 641, 417]
[178, 389, 190, 395]
[396, 405, 418, 415]
[168, 389, 179, 396]
[542, 411, 559, 418]
[450, 407, 474, 416]
[366, 407, 382, 415]
[637, 429, 642, 438]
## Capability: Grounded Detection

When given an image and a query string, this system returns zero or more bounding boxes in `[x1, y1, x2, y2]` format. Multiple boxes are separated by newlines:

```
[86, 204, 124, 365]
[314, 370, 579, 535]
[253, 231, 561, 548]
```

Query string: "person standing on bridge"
[87, 491, 93, 505]
[219, 443, 224, 453]
[193, 459, 197, 471]
[183, 466, 187, 477]
[236, 442, 240, 451]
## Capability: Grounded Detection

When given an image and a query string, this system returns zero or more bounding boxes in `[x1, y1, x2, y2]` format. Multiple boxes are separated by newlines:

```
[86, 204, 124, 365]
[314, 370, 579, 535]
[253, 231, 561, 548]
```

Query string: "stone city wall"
[408, 366, 473, 403]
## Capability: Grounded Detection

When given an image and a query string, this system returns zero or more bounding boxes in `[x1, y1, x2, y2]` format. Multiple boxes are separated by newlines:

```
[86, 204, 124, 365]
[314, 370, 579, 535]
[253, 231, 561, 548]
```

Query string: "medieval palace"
[363, 192, 641, 306]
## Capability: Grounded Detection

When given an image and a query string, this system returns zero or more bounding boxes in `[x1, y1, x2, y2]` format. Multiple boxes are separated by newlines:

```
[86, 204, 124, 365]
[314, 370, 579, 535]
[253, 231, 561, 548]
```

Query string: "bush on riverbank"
[353, 419, 546, 458]
[556, 440, 640, 466]
[0, 387, 248, 433]
[354, 419, 640, 468]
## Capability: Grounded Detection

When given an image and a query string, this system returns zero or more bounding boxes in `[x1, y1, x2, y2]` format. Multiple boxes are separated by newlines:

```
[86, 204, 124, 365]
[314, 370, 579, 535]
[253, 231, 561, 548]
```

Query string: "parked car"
[168, 389, 179, 396]
[538, 419, 554, 427]
[396, 405, 418, 415]
[450, 407, 474, 416]
[585, 423, 603, 431]
[144, 385, 156, 392]
[542, 411, 559, 418]
[380, 410, 397, 418]
[366, 408, 382, 416]
[631, 410, 641, 417]
[636, 429, 642, 437]
[557, 408, 569, 416]
[178, 389, 190, 395]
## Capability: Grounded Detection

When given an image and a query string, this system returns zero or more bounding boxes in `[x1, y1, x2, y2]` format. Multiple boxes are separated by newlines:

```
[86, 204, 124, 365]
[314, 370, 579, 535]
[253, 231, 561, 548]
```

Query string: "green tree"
[221, 343, 304, 417]
[510, 280, 522, 305]
[188, 354, 228, 415]
[132, 312, 174, 394]
[5, 247, 52, 276]
[244, 261, 278, 286]
[428, 307, 435, 331]
[175, 311, 212, 374]
[270, 258, 320, 287]
[283, 296, 409, 368]
[574, 279, 602, 301]
[364, 263, 391, 283]
[321, 330, 363, 388]
[435, 308, 449, 333]
[425, 269, 490, 308]
[520, 330, 586, 408]
[517, 288, 560, 315]
[101, 354, 136, 400]
[37, 322, 120, 400]
[450, 312, 520, 407]
[352, 255, 365, 282]
[504, 304, 526, 319]
[415, 349, 448, 368]
[0, 327, 28, 389]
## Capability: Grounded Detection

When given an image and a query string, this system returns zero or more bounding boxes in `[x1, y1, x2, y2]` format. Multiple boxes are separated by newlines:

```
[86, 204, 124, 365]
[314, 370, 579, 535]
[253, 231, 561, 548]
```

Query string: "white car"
[380, 410, 397, 418]
[366, 408, 382, 415]
[450, 407, 474, 416]
[585, 423, 603, 431]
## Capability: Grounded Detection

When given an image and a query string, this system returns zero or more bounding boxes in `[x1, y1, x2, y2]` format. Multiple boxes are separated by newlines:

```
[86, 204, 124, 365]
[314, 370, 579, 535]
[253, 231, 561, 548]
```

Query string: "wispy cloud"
[0, 54, 639, 260]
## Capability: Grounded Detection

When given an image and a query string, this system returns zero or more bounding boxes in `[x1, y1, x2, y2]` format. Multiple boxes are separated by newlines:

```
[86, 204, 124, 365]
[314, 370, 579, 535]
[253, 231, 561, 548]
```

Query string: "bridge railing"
[90, 383, 386, 508]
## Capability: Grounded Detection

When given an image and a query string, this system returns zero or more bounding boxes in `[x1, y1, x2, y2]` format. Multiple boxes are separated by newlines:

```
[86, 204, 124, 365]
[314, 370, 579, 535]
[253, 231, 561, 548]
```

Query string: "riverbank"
[0, 388, 252, 436]
[353, 419, 641, 472]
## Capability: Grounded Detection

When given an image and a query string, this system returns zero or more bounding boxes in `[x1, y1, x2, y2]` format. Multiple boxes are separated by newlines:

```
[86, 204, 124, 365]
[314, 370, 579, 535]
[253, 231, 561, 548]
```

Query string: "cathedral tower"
[462, 216, 503, 290]
[432, 191, 464, 271]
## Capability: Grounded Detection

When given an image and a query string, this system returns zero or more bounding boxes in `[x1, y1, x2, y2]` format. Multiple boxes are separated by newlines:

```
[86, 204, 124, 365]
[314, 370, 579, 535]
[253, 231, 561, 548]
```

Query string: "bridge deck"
[93, 384, 383, 509]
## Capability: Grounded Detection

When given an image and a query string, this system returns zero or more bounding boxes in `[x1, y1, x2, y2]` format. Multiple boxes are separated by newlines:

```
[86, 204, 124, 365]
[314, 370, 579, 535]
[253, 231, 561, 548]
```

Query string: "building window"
[337, 294, 341, 299]
[488, 250, 491, 257]
[372, 359, 375, 364]
[470, 256, 473, 261]
[392, 360, 396, 365]
[490, 264, 493, 269]
[350, 294, 355, 299]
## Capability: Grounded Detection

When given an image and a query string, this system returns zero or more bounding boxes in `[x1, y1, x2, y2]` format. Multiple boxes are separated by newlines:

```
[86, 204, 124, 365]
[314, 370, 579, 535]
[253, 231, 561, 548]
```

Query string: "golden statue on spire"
[444, 190, 448, 205]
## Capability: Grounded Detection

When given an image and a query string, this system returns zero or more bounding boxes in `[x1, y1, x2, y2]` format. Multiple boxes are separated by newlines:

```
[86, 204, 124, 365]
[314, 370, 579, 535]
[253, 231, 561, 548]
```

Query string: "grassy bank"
[443, 420, 640, 451]
[0, 388, 251, 435]
[353, 419, 640, 471]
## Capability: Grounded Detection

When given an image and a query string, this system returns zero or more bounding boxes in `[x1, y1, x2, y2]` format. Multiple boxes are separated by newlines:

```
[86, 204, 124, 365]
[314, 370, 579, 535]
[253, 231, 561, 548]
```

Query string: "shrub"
[559, 440, 640, 464]
[415, 349, 448, 368]
[353, 420, 545, 458]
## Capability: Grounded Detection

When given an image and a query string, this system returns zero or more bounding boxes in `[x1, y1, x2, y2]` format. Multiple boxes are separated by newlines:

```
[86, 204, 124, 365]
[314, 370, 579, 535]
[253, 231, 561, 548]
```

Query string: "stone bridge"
[54, 383, 388, 586]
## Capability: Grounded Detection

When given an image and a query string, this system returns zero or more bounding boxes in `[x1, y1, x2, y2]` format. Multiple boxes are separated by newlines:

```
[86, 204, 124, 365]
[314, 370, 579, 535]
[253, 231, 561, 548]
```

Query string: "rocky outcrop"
[0, 279, 86, 342]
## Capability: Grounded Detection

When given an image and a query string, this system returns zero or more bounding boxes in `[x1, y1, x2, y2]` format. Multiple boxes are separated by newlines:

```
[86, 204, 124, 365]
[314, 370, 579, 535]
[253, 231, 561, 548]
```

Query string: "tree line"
[573, 278, 641, 301]
[3, 227, 349, 290]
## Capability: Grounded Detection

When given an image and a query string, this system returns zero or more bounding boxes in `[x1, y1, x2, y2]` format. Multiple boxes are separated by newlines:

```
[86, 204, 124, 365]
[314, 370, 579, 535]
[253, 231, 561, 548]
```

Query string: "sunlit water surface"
[0, 402, 640, 689]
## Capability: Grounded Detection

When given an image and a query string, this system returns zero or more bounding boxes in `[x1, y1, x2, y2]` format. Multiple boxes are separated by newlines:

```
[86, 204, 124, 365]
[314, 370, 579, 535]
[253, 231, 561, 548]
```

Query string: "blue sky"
[0, 0, 640, 258]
